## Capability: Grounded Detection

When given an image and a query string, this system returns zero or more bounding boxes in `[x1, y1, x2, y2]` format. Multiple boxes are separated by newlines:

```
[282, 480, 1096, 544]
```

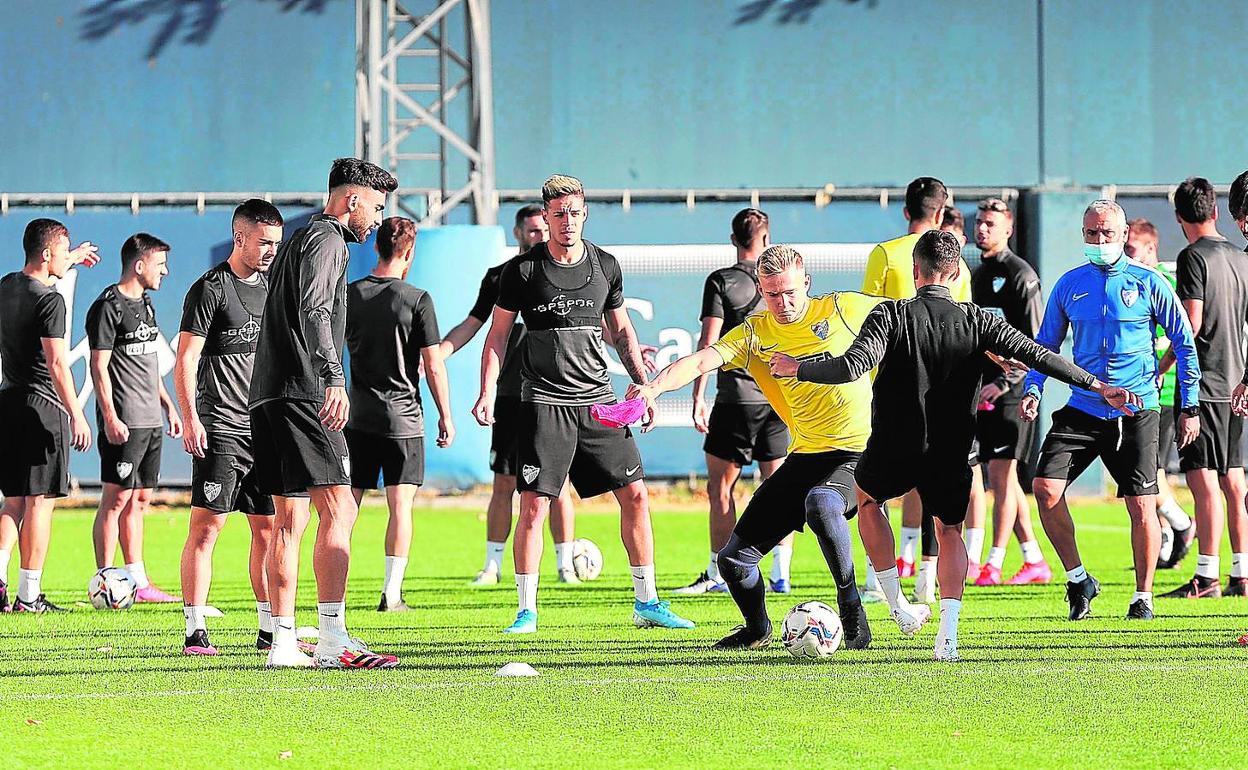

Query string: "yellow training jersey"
[861, 232, 972, 301]
[711, 292, 882, 454]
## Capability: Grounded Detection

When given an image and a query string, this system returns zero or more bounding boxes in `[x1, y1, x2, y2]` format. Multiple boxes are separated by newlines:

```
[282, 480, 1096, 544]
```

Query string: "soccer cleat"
[1159, 574, 1221, 599]
[135, 584, 180, 603]
[376, 594, 412, 612]
[1125, 600, 1154, 620]
[897, 558, 916, 578]
[710, 624, 772, 650]
[1224, 577, 1248, 597]
[933, 636, 961, 662]
[1006, 560, 1053, 585]
[255, 630, 315, 655]
[673, 572, 728, 595]
[315, 639, 399, 670]
[0, 581, 7, 613]
[890, 602, 931, 637]
[183, 629, 219, 656]
[1066, 575, 1101, 620]
[768, 579, 791, 594]
[502, 609, 538, 634]
[1238, 632, 1248, 647]
[556, 568, 581, 585]
[841, 602, 872, 650]
[911, 574, 937, 604]
[633, 599, 695, 629]
[12, 594, 68, 613]
[1160, 526, 1195, 569]
[264, 646, 315, 668]
[974, 564, 1003, 586]
[470, 569, 500, 586]
[861, 588, 887, 604]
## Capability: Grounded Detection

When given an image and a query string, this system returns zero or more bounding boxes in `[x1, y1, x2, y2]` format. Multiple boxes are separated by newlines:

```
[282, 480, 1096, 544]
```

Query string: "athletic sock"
[769, 543, 793, 583]
[0, 548, 10, 584]
[256, 601, 273, 633]
[272, 616, 297, 653]
[865, 565, 881, 593]
[899, 526, 920, 564]
[483, 541, 506, 574]
[184, 605, 207, 638]
[964, 528, 985, 565]
[804, 487, 861, 610]
[125, 561, 150, 589]
[1131, 591, 1153, 609]
[706, 551, 723, 583]
[915, 560, 935, 595]
[1065, 564, 1088, 584]
[317, 601, 349, 647]
[987, 546, 1007, 570]
[630, 564, 658, 604]
[1196, 554, 1220, 580]
[1231, 553, 1248, 579]
[515, 573, 538, 613]
[937, 598, 961, 644]
[719, 536, 771, 635]
[873, 566, 903, 611]
[1158, 500, 1192, 531]
[1159, 528, 1174, 561]
[553, 542, 574, 573]
[382, 555, 408, 604]
[1020, 540, 1044, 565]
[17, 568, 42, 602]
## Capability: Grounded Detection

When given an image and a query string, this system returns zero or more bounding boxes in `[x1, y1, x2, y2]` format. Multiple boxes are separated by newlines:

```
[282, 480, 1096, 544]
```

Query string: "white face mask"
[1085, 242, 1125, 267]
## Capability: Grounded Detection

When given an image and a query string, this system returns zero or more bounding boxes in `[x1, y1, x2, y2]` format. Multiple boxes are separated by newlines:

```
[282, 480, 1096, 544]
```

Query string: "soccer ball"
[571, 538, 603, 581]
[781, 601, 843, 659]
[88, 567, 137, 610]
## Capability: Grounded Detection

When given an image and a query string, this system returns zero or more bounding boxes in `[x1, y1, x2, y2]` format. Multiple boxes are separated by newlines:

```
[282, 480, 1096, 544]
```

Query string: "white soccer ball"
[781, 600, 843, 659]
[571, 538, 603, 581]
[88, 567, 137, 610]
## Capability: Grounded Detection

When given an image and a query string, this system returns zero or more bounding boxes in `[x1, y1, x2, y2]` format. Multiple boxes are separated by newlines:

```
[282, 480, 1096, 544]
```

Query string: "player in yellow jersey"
[629, 245, 880, 650]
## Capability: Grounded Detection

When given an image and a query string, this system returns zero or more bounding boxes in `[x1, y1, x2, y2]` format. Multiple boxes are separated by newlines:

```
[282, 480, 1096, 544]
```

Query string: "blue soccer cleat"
[502, 609, 538, 634]
[768, 579, 791, 594]
[632, 599, 695, 629]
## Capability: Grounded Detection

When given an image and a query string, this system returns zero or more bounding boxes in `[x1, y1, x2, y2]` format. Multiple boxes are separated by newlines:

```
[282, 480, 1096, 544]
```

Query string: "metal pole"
[366, 0, 384, 164]
[468, 0, 497, 225]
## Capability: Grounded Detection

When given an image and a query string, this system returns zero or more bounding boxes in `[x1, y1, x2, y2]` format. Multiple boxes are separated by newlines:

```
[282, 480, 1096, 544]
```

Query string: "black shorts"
[0, 392, 69, 499]
[489, 394, 522, 476]
[976, 400, 1035, 462]
[345, 428, 425, 488]
[99, 424, 162, 488]
[856, 446, 973, 526]
[703, 401, 789, 466]
[1157, 405, 1176, 470]
[733, 450, 860, 546]
[1035, 406, 1159, 497]
[518, 402, 643, 499]
[250, 399, 350, 497]
[191, 431, 273, 515]
[1177, 401, 1243, 475]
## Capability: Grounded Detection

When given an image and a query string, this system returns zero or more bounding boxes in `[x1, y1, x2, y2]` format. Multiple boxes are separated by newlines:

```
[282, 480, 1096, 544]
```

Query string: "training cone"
[495, 662, 539, 677]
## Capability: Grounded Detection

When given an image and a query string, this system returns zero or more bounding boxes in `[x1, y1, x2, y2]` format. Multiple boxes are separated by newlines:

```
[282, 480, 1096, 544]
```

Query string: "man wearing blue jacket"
[1021, 199, 1200, 623]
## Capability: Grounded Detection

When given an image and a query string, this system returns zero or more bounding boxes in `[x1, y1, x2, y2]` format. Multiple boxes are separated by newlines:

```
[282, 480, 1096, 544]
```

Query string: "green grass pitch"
[3, 499, 1247, 769]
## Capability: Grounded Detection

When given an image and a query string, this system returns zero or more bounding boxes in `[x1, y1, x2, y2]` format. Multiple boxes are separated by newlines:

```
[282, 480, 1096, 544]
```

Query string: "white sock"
[770, 544, 793, 582]
[1196, 554, 1219, 580]
[1159, 500, 1192, 531]
[899, 527, 920, 564]
[256, 601, 273, 633]
[1065, 564, 1088, 583]
[317, 600, 349, 646]
[631, 564, 658, 604]
[964, 528, 985, 564]
[0, 549, 10, 584]
[183, 605, 207, 638]
[1231, 553, 1248, 579]
[17, 568, 42, 602]
[125, 561, 150, 589]
[915, 560, 936, 593]
[516, 573, 539, 613]
[1131, 591, 1153, 609]
[1020, 540, 1044, 565]
[554, 542, 574, 573]
[1158, 528, 1174, 561]
[272, 615, 297, 653]
[874, 566, 903, 610]
[937, 598, 962, 643]
[865, 565, 881, 592]
[987, 546, 1007, 570]
[706, 551, 723, 583]
[383, 555, 408, 604]
[483, 540, 506, 574]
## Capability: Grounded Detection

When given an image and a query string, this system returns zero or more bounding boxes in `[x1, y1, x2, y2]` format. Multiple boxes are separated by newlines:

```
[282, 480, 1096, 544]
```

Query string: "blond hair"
[542, 174, 584, 203]
[757, 244, 804, 276]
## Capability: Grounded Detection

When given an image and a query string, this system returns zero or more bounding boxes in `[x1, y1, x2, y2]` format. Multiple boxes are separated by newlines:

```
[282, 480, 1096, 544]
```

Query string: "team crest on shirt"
[522, 464, 540, 484]
[1120, 286, 1139, 307]
[203, 481, 222, 502]
[992, 277, 1006, 293]
[116, 462, 133, 480]
[810, 319, 830, 340]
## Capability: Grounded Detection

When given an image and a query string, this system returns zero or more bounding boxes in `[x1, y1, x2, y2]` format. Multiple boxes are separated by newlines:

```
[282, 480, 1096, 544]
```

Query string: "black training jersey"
[701, 260, 768, 404]
[1175, 236, 1248, 402]
[469, 260, 526, 398]
[0, 271, 67, 407]
[797, 284, 1095, 463]
[345, 276, 440, 438]
[249, 214, 357, 405]
[180, 262, 268, 435]
[970, 248, 1042, 401]
[496, 241, 624, 405]
[86, 286, 163, 429]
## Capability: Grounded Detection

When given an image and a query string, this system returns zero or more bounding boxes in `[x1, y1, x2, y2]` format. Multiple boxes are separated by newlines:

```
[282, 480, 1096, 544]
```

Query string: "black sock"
[718, 534, 780, 636]
[804, 487, 860, 613]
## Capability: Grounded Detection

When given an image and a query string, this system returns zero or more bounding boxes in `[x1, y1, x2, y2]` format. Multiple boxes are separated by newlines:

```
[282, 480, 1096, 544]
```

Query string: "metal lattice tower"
[356, 0, 497, 226]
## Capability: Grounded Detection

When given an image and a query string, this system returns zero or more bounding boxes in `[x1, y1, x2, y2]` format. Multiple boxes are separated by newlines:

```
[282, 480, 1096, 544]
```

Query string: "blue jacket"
[1023, 258, 1200, 420]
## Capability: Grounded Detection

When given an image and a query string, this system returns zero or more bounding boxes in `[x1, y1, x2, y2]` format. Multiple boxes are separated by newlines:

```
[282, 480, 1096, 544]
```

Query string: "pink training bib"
[590, 398, 647, 428]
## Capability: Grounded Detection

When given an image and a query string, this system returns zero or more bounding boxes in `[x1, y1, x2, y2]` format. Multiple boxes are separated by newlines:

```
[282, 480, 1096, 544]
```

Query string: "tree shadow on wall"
[79, 0, 336, 60]
[734, 0, 876, 25]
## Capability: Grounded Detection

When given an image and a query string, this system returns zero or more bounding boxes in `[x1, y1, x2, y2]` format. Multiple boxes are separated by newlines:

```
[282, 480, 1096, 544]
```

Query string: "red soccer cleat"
[135, 584, 180, 603]
[974, 563, 1003, 587]
[897, 558, 916, 578]
[1006, 561, 1053, 585]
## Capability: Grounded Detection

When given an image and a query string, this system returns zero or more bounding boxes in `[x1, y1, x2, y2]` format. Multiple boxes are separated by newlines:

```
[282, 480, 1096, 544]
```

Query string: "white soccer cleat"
[890, 601, 932, 637]
[557, 568, 581, 585]
[264, 647, 315, 668]
[861, 588, 887, 604]
[911, 576, 937, 604]
[470, 569, 500, 586]
[934, 636, 961, 662]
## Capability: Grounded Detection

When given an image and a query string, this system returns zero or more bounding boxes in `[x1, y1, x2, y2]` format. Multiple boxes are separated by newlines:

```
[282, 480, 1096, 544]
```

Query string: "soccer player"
[86, 233, 183, 602]
[176, 199, 286, 655]
[774, 229, 1135, 661]
[1124, 218, 1194, 567]
[249, 157, 399, 669]
[473, 174, 693, 634]
[1159, 178, 1248, 599]
[678, 207, 793, 596]
[0, 220, 97, 613]
[969, 198, 1052, 587]
[440, 204, 580, 586]
[1227, 169, 1248, 646]
[345, 216, 454, 612]
[632, 244, 879, 650]
[1024, 199, 1200, 621]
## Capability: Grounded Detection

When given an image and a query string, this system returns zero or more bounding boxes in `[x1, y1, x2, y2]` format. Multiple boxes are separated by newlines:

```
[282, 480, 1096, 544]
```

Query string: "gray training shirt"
[86, 285, 163, 428]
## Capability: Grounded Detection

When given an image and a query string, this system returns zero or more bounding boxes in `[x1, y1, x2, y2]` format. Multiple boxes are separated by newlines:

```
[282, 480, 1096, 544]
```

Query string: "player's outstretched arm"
[473, 305, 517, 426]
[421, 344, 455, 448]
[43, 336, 91, 452]
[626, 347, 726, 432]
[174, 333, 208, 457]
[788, 304, 893, 384]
